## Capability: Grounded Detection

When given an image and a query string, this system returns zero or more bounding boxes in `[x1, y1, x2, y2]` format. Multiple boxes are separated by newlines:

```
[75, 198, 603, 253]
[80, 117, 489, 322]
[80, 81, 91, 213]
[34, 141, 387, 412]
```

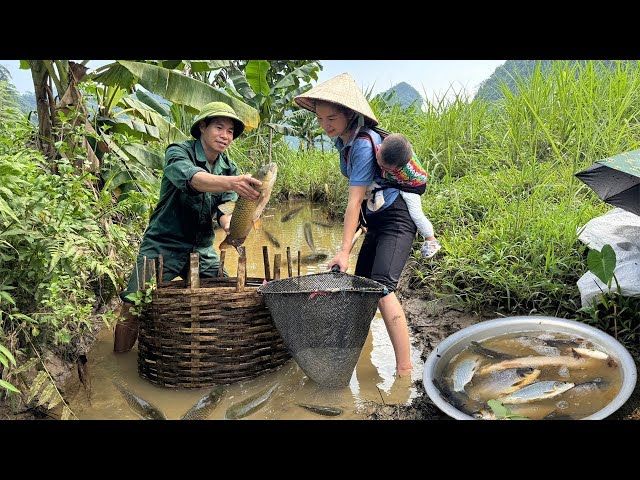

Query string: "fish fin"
[219, 237, 231, 250]
[253, 218, 262, 230]
[218, 201, 236, 216]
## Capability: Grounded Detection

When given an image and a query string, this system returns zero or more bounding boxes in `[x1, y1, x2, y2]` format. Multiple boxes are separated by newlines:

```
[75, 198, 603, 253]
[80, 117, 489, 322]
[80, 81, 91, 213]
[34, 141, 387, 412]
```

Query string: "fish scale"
[219, 163, 278, 249]
[452, 356, 480, 392]
[499, 380, 575, 404]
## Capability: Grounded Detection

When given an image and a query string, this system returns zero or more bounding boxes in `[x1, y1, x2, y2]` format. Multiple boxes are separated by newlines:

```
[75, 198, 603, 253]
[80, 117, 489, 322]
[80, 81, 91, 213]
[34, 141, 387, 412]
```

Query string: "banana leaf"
[135, 89, 170, 116]
[121, 97, 189, 143]
[118, 61, 260, 130]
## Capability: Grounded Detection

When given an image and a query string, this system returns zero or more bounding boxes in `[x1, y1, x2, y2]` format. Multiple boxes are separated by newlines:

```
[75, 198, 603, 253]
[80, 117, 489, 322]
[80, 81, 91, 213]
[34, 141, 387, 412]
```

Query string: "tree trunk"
[29, 61, 56, 167]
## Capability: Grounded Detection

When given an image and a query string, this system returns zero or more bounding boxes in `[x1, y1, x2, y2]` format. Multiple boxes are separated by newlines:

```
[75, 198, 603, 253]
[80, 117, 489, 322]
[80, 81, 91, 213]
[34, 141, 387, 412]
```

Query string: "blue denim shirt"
[334, 127, 399, 213]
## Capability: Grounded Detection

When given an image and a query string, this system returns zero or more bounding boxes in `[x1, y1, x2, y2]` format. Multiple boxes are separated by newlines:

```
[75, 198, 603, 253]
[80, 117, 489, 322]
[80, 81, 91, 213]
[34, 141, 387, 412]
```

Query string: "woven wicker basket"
[137, 249, 291, 388]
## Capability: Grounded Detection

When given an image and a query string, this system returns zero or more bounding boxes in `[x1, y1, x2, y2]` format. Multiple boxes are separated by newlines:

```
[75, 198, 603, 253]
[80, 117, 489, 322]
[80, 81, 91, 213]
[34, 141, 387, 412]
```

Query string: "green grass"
[3, 59, 640, 370]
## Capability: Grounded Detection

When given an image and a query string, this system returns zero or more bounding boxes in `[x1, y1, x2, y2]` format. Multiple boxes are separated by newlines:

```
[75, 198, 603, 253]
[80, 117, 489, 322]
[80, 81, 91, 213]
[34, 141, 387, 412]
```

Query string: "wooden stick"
[141, 255, 147, 290]
[350, 226, 366, 252]
[262, 245, 271, 281]
[148, 258, 156, 286]
[236, 246, 246, 292]
[189, 252, 200, 288]
[273, 253, 281, 280]
[158, 255, 164, 288]
[286, 246, 292, 278]
[218, 249, 226, 278]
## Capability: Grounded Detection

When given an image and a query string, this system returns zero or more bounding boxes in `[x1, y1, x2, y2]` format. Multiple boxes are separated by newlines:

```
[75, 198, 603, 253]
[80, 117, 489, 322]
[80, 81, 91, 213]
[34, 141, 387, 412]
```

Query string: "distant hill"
[474, 60, 625, 102]
[376, 82, 423, 109]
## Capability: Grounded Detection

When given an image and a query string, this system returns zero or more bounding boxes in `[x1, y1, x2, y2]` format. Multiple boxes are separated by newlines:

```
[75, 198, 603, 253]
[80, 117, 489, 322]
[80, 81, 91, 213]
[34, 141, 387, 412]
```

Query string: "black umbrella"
[575, 148, 640, 216]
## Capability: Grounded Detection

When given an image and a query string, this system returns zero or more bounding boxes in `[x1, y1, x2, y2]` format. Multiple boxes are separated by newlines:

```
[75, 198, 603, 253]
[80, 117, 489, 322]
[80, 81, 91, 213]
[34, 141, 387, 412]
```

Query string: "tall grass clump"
[231, 135, 347, 213]
[402, 60, 640, 317]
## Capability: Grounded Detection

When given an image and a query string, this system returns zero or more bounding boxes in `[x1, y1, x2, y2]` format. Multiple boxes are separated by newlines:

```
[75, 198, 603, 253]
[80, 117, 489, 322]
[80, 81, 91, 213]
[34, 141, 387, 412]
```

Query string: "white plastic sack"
[576, 208, 640, 307]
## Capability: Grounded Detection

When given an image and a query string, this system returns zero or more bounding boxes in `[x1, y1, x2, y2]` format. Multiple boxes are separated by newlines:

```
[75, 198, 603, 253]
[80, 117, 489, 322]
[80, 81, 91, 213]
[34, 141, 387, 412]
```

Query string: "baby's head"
[376, 133, 413, 171]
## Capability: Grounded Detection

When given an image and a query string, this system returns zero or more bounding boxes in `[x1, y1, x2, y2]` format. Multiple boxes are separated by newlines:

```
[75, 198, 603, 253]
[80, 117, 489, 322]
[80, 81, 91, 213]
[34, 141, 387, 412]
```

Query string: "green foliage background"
[2, 59, 640, 415]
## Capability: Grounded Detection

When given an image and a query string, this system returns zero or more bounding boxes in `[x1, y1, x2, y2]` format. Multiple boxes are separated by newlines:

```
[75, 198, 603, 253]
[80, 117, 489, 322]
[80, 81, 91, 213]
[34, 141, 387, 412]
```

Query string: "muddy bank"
[362, 262, 640, 421]
[4, 264, 640, 421]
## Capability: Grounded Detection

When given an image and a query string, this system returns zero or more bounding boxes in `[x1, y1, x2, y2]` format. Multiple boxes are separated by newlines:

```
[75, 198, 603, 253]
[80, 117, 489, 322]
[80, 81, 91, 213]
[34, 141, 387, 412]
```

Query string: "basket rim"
[256, 271, 388, 295]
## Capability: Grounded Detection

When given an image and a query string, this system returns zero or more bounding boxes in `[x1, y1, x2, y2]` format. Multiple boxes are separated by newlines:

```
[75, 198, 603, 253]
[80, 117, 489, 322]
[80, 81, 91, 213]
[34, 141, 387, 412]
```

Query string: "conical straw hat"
[294, 72, 378, 126]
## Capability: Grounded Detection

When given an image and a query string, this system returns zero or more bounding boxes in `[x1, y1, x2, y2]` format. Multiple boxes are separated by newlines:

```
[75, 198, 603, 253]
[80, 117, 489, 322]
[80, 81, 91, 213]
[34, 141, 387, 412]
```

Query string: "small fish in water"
[571, 347, 609, 360]
[517, 335, 581, 349]
[77, 354, 91, 401]
[474, 403, 557, 420]
[281, 206, 304, 223]
[499, 380, 575, 405]
[478, 355, 595, 375]
[225, 383, 279, 420]
[468, 341, 517, 360]
[452, 356, 481, 393]
[304, 222, 315, 251]
[530, 345, 560, 356]
[219, 163, 278, 250]
[300, 252, 329, 264]
[467, 367, 540, 400]
[568, 378, 608, 396]
[112, 381, 166, 420]
[180, 385, 226, 420]
[262, 228, 281, 249]
[312, 221, 333, 228]
[295, 402, 343, 417]
[432, 378, 485, 415]
[571, 347, 619, 367]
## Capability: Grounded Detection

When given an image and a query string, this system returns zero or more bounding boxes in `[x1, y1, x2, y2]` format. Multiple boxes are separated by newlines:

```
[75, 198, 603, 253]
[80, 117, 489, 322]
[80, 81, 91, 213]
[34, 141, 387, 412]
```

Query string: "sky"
[1, 60, 506, 103]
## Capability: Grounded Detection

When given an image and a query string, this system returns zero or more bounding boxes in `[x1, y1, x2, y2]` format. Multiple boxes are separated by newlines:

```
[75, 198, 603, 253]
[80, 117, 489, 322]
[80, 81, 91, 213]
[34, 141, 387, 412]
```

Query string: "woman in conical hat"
[295, 73, 416, 377]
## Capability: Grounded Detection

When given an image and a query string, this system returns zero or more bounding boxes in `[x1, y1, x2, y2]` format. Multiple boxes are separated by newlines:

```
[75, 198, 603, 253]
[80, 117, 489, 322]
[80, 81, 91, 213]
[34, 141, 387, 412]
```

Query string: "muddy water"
[442, 332, 623, 420]
[66, 199, 423, 420]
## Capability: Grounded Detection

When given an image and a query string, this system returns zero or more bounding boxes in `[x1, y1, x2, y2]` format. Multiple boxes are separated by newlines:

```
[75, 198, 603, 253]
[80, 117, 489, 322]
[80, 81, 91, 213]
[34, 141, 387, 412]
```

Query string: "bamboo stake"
[273, 253, 281, 280]
[189, 253, 200, 288]
[236, 246, 246, 292]
[218, 249, 226, 277]
[262, 245, 271, 281]
[286, 246, 292, 278]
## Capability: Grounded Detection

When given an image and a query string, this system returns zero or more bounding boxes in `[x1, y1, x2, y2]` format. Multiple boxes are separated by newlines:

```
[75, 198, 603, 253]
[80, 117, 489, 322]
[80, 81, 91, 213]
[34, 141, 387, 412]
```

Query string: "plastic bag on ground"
[576, 208, 640, 307]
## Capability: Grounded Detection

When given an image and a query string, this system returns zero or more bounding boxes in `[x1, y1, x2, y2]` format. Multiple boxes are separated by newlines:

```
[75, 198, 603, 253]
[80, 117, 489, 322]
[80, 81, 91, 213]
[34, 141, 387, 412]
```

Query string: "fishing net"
[257, 270, 388, 387]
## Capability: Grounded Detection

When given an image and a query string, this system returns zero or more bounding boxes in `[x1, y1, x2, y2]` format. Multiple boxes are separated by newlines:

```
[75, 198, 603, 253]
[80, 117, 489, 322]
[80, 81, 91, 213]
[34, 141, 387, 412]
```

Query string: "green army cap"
[190, 101, 245, 139]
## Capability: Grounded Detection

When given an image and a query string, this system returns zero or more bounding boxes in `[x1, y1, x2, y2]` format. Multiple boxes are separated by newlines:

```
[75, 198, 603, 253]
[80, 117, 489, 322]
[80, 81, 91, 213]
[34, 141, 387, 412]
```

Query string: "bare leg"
[113, 302, 139, 353]
[378, 292, 412, 377]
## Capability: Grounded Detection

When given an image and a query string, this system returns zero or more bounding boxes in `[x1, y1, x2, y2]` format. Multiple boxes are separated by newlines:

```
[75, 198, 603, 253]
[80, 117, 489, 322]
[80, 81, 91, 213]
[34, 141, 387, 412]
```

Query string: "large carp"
[219, 162, 278, 250]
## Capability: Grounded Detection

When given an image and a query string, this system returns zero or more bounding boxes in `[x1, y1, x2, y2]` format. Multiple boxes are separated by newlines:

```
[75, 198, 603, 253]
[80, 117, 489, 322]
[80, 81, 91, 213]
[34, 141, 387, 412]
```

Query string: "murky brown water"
[441, 332, 623, 420]
[66, 199, 423, 420]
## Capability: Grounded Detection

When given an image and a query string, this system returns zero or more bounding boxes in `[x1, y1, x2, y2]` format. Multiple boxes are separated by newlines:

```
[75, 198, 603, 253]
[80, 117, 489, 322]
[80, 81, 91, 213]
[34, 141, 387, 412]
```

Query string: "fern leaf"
[27, 371, 48, 403]
[47, 393, 62, 410]
[12, 357, 39, 375]
[61, 405, 72, 420]
[36, 383, 55, 407]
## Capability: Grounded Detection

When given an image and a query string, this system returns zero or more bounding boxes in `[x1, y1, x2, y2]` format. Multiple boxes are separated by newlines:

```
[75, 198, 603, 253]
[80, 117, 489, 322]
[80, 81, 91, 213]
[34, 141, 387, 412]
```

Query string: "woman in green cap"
[113, 101, 261, 352]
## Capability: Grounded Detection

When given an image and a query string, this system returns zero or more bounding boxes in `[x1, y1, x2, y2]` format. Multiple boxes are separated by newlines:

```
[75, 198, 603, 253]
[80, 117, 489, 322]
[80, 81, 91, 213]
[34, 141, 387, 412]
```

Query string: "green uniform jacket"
[123, 139, 238, 299]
